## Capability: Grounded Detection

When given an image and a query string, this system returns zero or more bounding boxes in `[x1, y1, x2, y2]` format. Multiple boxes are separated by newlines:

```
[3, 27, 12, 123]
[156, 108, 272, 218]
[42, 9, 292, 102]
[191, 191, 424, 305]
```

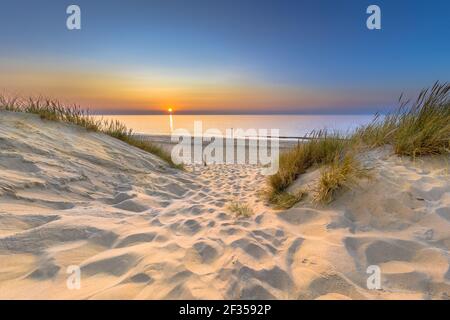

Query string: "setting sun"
[167, 107, 173, 113]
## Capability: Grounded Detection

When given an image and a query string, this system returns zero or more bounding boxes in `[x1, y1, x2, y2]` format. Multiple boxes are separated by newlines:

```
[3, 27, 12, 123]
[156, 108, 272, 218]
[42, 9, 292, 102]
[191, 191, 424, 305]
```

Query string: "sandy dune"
[0, 111, 449, 299]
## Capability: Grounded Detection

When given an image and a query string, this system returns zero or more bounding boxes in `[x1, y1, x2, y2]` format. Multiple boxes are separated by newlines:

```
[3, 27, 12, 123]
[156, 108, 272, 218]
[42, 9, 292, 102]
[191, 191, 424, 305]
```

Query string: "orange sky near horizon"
[0, 58, 395, 114]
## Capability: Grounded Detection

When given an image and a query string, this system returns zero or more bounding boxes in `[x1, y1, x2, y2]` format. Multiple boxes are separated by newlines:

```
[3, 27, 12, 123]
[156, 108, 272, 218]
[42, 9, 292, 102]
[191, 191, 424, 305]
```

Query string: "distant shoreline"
[135, 133, 301, 148]
[93, 112, 379, 116]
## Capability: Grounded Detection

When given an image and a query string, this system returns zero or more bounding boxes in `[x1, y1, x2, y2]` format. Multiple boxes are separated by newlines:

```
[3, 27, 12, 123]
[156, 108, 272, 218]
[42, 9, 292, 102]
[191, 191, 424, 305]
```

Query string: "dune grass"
[268, 82, 449, 205]
[268, 131, 348, 193]
[354, 82, 449, 157]
[0, 96, 181, 169]
[0, 97, 103, 131]
[228, 201, 254, 218]
[266, 131, 355, 206]
[265, 190, 305, 210]
[314, 153, 370, 203]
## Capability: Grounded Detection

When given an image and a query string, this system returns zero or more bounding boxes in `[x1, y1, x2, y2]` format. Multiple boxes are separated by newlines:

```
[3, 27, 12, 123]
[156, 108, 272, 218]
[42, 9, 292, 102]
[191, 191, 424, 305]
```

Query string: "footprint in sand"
[277, 208, 319, 225]
[81, 252, 139, 277]
[238, 265, 293, 291]
[0, 213, 60, 237]
[230, 238, 269, 260]
[0, 225, 118, 253]
[298, 273, 367, 300]
[27, 258, 60, 280]
[113, 199, 149, 213]
[107, 192, 136, 205]
[114, 232, 157, 248]
[191, 241, 221, 264]
[344, 237, 423, 267]
[125, 272, 153, 284]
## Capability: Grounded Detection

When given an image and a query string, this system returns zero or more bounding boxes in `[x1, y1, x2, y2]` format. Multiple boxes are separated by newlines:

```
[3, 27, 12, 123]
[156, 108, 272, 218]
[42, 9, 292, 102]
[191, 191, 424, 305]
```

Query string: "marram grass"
[354, 82, 450, 157]
[314, 153, 370, 204]
[268, 82, 449, 205]
[228, 201, 254, 218]
[264, 190, 305, 210]
[0, 96, 181, 169]
[267, 130, 351, 198]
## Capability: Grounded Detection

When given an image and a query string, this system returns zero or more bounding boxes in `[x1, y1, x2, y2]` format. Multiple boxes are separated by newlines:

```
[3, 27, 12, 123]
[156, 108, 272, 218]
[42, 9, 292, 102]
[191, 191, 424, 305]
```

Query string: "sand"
[0, 111, 449, 299]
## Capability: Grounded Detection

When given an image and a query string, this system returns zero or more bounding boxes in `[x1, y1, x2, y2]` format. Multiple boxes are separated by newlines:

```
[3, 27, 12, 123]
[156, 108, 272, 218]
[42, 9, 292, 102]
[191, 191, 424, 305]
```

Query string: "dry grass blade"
[315, 154, 370, 204]
[228, 201, 254, 218]
[264, 190, 305, 210]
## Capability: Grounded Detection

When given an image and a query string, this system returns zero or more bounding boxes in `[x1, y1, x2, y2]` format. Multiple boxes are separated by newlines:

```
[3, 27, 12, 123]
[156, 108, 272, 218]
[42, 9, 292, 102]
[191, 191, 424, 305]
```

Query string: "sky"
[0, 0, 449, 114]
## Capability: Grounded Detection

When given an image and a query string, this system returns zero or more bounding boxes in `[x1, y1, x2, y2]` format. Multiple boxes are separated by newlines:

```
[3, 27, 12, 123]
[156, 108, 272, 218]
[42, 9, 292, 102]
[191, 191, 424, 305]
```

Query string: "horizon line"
[92, 111, 380, 116]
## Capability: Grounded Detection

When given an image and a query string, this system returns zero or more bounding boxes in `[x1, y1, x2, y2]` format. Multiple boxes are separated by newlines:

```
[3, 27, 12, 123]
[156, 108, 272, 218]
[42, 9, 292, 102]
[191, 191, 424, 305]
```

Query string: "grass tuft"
[268, 82, 449, 206]
[264, 190, 305, 210]
[228, 201, 254, 218]
[0, 96, 181, 169]
[355, 82, 450, 157]
[267, 130, 349, 198]
[314, 154, 370, 204]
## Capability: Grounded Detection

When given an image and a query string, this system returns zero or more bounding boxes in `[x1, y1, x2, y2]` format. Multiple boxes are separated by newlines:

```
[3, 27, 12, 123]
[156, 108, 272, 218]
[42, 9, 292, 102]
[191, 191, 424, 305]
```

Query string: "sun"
[167, 107, 173, 113]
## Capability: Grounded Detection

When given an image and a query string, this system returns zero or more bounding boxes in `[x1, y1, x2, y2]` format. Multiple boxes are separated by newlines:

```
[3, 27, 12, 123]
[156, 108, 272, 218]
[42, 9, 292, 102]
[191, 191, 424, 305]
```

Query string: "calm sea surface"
[95, 114, 374, 137]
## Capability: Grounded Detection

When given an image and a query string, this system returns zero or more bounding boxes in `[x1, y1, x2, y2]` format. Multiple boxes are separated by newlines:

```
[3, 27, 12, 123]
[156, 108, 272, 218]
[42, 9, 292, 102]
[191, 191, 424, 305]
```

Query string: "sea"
[95, 114, 374, 138]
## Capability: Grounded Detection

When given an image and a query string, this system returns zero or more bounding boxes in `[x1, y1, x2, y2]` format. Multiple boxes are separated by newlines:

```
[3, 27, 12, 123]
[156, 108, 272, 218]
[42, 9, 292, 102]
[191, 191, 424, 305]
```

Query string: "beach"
[0, 111, 449, 299]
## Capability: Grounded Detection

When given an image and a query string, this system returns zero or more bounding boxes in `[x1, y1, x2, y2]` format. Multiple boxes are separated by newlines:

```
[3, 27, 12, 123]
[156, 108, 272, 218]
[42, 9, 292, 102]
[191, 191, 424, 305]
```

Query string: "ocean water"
[95, 114, 374, 137]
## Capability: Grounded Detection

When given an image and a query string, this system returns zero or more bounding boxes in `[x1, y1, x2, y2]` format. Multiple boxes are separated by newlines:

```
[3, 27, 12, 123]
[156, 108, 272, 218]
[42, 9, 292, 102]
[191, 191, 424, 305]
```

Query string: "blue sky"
[0, 0, 449, 114]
